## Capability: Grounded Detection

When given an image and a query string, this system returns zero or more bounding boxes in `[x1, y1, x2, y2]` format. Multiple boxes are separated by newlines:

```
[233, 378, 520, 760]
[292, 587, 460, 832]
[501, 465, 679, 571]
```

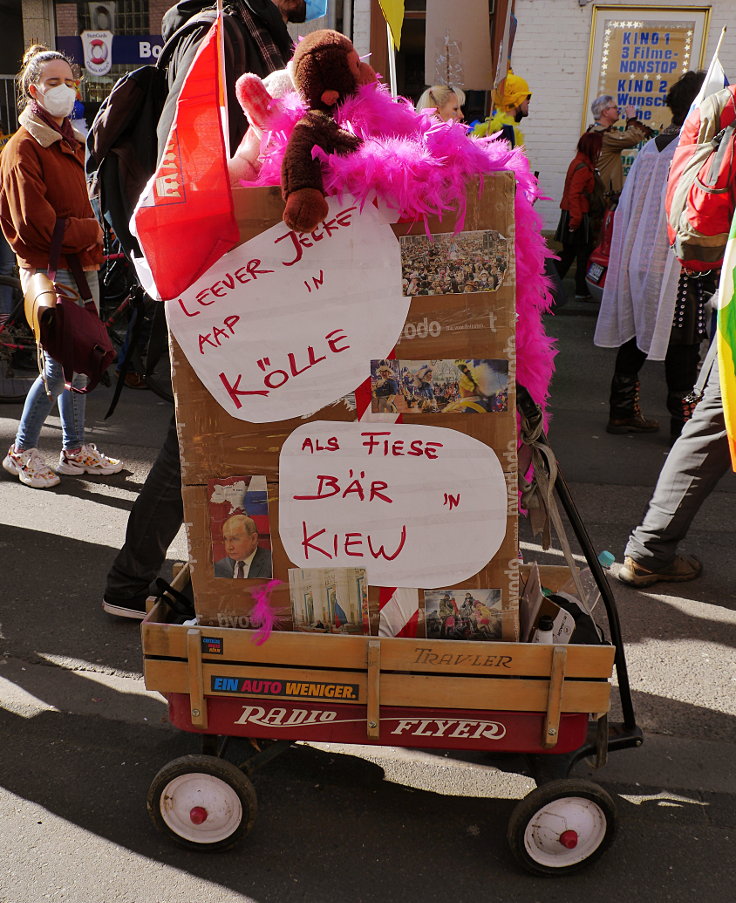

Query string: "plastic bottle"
[560, 551, 615, 613]
[532, 613, 555, 644]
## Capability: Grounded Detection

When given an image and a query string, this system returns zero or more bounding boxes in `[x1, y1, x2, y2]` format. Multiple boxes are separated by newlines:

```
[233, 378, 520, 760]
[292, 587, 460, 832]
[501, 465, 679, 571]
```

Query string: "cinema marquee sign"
[583, 6, 710, 134]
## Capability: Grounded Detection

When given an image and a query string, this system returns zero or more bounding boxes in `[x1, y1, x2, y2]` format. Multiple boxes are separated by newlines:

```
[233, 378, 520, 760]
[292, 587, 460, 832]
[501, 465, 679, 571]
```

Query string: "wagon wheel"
[507, 779, 616, 876]
[147, 754, 257, 851]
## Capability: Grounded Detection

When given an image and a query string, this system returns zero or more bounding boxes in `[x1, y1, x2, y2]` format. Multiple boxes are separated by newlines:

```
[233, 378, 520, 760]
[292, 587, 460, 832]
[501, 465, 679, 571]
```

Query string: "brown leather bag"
[23, 272, 71, 341]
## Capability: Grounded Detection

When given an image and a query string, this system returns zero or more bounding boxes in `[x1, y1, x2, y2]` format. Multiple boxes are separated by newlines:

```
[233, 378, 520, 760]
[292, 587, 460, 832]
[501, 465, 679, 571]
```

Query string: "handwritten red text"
[275, 206, 358, 267]
[198, 315, 240, 354]
[177, 259, 274, 318]
[293, 471, 392, 503]
[360, 431, 443, 460]
[300, 522, 407, 561]
[300, 436, 340, 453]
[219, 330, 350, 410]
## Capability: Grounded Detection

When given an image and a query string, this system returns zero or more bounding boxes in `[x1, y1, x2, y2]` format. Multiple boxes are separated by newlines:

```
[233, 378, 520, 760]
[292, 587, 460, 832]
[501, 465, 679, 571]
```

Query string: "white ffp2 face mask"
[36, 84, 77, 118]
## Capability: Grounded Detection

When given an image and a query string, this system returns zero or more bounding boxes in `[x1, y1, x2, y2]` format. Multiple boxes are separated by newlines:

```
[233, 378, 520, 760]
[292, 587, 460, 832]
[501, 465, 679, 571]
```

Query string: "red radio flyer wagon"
[140, 389, 641, 876]
[139, 181, 642, 875]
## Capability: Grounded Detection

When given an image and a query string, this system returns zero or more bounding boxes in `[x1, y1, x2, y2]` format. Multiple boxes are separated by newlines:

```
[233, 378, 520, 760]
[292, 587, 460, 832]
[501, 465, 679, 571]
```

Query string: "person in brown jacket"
[587, 95, 653, 196]
[0, 45, 122, 489]
[554, 131, 603, 299]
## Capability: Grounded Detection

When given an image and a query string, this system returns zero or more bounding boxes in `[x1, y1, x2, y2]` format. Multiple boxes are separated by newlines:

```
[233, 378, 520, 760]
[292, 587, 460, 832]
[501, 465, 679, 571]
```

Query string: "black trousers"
[105, 414, 184, 600]
[614, 337, 700, 397]
[554, 226, 592, 295]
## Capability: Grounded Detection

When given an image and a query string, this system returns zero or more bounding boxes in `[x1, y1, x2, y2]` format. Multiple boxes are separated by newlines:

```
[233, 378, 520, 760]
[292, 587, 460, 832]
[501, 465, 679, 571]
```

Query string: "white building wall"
[514, 0, 736, 230]
[352, 0, 372, 57]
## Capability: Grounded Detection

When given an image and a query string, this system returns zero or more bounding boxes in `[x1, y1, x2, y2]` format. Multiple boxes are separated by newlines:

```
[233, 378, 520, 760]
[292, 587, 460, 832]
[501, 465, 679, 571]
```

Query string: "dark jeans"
[625, 350, 731, 567]
[105, 414, 183, 601]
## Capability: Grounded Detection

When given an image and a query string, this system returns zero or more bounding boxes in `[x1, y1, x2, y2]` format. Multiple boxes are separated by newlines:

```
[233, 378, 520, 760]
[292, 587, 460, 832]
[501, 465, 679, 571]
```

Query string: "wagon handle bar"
[516, 384, 638, 732]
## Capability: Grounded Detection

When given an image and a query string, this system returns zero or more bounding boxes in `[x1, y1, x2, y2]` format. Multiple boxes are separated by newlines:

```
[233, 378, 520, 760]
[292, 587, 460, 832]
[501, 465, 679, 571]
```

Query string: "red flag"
[134, 14, 239, 300]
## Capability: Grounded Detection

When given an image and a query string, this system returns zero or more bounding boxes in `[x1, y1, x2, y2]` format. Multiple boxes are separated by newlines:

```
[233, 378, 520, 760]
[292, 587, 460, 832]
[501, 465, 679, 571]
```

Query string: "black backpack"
[86, 8, 247, 260]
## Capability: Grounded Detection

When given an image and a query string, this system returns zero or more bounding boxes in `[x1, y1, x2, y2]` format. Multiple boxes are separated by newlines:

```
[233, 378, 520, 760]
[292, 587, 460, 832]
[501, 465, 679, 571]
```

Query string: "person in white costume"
[594, 71, 713, 440]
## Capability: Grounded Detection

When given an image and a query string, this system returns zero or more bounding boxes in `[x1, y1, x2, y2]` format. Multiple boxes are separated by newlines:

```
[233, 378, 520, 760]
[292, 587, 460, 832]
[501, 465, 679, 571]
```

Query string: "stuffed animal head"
[292, 29, 375, 112]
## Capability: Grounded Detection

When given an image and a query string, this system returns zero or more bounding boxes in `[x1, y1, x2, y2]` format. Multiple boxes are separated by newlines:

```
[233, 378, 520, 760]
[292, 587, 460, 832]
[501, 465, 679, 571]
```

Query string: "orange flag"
[134, 14, 239, 301]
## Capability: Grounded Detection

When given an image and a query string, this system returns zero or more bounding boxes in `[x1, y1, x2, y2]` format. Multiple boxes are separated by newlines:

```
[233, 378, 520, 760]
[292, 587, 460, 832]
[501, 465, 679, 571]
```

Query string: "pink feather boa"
[243, 81, 556, 413]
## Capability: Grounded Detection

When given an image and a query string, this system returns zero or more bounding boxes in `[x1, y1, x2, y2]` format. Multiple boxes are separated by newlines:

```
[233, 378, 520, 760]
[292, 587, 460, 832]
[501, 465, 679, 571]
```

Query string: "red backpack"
[665, 84, 736, 271]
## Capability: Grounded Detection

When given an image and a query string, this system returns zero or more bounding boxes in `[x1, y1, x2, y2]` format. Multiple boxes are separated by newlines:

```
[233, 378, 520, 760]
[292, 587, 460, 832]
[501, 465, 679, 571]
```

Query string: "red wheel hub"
[559, 829, 578, 849]
[189, 806, 208, 825]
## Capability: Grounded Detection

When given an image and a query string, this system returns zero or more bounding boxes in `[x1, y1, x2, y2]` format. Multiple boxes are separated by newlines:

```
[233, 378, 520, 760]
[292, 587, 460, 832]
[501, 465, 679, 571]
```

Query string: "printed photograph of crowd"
[370, 358, 509, 414]
[424, 588, 503, 641]
[400, 229, 510, 296]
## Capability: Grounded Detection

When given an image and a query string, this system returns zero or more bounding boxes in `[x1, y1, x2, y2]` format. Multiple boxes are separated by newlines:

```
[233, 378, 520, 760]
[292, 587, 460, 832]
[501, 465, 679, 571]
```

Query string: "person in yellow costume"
[472, 71, 531, 148]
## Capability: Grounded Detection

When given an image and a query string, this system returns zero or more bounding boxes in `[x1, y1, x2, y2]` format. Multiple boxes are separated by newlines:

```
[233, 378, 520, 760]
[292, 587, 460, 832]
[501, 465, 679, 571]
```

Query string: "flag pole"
[386, 21, 398, 97]
[215, 0, 229, 156]
[714, 25, 727, 61]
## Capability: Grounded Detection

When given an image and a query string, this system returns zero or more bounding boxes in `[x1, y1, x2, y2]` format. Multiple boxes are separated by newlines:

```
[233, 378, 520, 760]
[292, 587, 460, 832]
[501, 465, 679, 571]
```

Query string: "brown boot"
[614, 554, 702, 587]
[607, 375, 659, 434]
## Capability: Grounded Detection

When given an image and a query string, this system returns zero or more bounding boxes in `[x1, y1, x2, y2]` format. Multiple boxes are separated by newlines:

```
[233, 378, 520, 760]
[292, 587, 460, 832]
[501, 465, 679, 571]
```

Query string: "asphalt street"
[1, 296, 735, 902]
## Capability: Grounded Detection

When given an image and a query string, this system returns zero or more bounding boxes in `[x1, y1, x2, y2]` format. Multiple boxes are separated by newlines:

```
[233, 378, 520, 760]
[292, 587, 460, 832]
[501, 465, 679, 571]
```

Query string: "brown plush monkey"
[281, 29, 375, 233]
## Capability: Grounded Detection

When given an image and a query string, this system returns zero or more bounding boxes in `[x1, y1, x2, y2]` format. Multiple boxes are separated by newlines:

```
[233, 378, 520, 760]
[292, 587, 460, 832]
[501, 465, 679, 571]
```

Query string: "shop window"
[77, 1, 147, 35]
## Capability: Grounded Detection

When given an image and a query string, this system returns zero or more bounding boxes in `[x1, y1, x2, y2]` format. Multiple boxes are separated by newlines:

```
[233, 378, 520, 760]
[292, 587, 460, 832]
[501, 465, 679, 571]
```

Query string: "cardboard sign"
[166, 196, 407, 422]
[279, 422, 508, 588]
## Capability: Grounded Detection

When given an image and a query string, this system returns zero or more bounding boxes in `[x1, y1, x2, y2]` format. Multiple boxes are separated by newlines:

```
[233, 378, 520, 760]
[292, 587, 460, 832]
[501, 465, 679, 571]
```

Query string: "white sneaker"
[56, 443, 123, 475]
[2, 445, 61, 489]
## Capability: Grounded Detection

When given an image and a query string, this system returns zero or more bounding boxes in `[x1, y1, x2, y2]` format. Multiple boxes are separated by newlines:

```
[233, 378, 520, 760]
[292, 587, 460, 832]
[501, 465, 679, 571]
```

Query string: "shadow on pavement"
[0, 699, 733, 902]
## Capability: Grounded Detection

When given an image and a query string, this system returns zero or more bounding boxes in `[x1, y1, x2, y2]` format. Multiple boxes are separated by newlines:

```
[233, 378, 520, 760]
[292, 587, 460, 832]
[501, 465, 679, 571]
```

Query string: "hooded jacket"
[0, 108, 102, 271]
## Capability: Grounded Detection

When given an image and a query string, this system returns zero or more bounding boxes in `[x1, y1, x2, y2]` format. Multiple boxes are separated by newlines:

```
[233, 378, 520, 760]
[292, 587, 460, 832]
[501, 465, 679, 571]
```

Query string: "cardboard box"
[170, 174, 520, 639]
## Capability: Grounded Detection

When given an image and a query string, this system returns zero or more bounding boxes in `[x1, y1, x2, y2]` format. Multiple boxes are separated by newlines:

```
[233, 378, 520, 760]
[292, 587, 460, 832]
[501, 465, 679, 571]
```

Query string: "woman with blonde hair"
[415, 85, 465, 123]
[0, 45, 122, 488]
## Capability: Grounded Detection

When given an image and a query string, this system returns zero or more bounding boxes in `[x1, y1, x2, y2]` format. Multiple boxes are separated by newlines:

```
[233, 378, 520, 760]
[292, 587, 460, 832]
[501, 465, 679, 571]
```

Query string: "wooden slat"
[141, 622, 615, 680]
[366, 640, 381, 739]
[381, 640, 614, 678]
[186, 629, 207, 729]
[380, 673, 610, 714]
[542, 646, 567, 749]
[143, 660, 611, 715]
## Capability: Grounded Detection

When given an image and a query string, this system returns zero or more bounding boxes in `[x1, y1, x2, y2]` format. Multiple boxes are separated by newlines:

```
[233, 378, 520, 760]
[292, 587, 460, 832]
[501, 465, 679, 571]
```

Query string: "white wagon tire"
[507, 779, 616, 875]
[147, 754, 257, 851]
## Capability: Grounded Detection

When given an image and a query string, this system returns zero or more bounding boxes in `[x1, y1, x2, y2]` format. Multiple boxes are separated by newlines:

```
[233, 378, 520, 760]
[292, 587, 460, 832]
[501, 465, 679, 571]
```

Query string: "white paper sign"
[166, 196, 407, 422]
[81, 31, 113, 76]
[279, 422, 508, 588]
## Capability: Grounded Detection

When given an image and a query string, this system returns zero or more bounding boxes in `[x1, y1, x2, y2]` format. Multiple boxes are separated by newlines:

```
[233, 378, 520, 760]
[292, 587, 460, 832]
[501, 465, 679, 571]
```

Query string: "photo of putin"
[214, 514, 272, 579]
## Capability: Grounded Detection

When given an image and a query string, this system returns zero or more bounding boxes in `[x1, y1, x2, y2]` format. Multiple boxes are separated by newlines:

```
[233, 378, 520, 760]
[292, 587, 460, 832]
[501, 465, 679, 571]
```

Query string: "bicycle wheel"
[0, 358, 36, 402]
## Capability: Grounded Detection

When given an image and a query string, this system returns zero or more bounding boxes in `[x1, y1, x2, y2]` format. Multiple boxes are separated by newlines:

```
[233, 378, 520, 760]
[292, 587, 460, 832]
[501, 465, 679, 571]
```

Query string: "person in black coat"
[103, 0, 301, 619]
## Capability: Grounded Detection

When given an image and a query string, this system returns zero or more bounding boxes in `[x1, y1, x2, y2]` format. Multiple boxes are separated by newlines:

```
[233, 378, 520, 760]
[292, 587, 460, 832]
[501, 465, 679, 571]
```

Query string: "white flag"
[690, 28, 729, 111]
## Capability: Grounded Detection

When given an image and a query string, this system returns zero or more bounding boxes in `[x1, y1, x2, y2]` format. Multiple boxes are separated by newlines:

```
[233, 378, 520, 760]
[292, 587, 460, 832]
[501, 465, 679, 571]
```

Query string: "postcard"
[370, 358, 509, 414]
[400, 229, 510, 296]
[288, 567, 373, 635]
[208, 475, 273, 580]
[424, 588, 503, 641]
